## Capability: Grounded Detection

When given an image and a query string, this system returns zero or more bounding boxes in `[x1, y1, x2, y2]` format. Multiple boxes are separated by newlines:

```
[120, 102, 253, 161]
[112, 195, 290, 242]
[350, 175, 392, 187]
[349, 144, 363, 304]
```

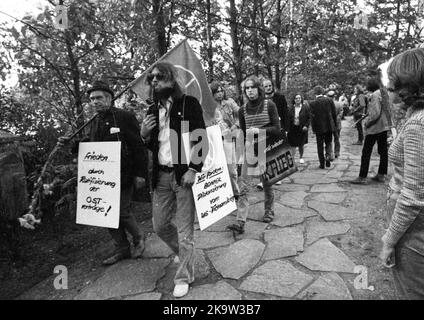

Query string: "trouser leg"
[152, 171, 179, 254]
[324, 132, 333, 161]
[377, 131, 388, 175]
[359, 134, 377, 178]
[173, 177, 196, 285]
[108, 186, 136, 251]
[316, 134, 325, 166]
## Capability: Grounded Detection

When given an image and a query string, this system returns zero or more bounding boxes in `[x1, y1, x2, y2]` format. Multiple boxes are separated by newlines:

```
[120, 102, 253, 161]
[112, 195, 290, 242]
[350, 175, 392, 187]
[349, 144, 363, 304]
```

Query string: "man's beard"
[153, 86, 174, 100]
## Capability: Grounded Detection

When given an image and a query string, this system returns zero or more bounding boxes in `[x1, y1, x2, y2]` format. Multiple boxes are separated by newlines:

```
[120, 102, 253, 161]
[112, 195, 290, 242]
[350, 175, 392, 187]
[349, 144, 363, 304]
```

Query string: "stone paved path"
[18, 116, 395, 300]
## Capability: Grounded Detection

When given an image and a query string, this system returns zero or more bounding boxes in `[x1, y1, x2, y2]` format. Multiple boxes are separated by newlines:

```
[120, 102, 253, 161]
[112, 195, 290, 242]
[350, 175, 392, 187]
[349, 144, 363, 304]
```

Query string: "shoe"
[335, 153, 339, 159]
[299, 158, 305, 164]
[263, 211, 274, 223]
[319, 164, 325, 169]
[173, 283, 189, 298]
[371, 174, 386, 183]
[325, 160, 331, 167]
[102, 250, 131, 265]
[350, 177, 368, 185]
[275, 180, 282, 185]
[173, 255, 180, 264]
[227, 221, 245, 234]
[132, 240, 145, 259]
[256, 183, 263, 190]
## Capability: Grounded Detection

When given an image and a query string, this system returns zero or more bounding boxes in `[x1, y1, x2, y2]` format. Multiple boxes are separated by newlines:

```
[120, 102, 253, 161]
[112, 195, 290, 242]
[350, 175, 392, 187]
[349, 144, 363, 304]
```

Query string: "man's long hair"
[146, 61, 184, 101]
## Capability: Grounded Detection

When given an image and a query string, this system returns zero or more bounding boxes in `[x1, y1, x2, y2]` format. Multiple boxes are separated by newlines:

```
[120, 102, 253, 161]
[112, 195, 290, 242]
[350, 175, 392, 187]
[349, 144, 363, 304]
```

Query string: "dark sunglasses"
[147, 72, 165, 83]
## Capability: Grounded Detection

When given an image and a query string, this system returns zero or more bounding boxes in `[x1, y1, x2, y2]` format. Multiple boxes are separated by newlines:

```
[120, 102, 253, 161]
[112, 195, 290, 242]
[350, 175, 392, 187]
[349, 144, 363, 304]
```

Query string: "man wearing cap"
[59, 79, 148, 265]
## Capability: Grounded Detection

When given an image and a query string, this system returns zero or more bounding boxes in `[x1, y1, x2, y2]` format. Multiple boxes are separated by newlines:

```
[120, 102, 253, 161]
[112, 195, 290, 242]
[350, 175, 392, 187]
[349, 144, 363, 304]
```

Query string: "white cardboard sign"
[184, 125, 237, 230]
[76, 142, 121, 228]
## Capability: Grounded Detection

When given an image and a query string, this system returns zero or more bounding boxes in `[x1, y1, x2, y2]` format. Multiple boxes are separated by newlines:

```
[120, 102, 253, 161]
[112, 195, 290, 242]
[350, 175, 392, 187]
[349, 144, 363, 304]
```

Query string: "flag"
[130, 39, 216, 122]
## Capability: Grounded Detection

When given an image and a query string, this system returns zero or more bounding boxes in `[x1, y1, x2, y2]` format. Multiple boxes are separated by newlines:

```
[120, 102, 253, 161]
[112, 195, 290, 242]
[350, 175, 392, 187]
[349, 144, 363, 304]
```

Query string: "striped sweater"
[384, 108, 424, 256]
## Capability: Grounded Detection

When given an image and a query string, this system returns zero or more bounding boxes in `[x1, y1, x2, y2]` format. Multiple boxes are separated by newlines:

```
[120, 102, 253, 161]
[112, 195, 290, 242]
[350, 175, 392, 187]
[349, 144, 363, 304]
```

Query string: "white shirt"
[294, 104, 301, 126]
[158, 97, 173, 167]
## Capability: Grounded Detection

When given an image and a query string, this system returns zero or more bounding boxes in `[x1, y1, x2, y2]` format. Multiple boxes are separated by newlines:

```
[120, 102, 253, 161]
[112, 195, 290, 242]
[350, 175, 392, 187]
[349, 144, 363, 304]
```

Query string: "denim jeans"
[108, 185, 143, 252]
[235, 161, 274, 222]
[392, 245, 424, 300]
[152, 170, 195, 285]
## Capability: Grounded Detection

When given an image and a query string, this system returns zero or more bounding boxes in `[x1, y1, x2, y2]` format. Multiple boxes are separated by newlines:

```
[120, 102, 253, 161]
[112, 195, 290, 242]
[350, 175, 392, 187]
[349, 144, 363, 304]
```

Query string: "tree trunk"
[206, 0, 214, 81]
[152, 0, 167, 56]
[252, 0, 259, 76]
[274, 0, 282, 90]
[64, 30, 83, 128]
[229, 0, 243, 99]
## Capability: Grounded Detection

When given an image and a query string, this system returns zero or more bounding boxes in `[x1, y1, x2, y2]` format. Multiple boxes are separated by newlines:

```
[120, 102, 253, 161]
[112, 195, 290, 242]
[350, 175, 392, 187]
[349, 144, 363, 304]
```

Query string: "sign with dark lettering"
[261, 138, 297, 186]
[184, 126, 237, 230]
[76, 142, 121, 228]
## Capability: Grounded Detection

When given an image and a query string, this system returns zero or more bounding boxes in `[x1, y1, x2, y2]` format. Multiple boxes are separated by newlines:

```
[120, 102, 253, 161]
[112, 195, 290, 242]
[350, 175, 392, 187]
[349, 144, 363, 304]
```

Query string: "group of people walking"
[55, 46, 424, 300]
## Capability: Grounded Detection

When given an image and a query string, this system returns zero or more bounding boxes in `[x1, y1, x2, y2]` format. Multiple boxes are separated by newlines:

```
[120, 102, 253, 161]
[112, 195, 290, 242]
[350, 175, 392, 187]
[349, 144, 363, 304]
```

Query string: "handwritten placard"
[184, 125, 237, 230]
[76, 142, 121, 228]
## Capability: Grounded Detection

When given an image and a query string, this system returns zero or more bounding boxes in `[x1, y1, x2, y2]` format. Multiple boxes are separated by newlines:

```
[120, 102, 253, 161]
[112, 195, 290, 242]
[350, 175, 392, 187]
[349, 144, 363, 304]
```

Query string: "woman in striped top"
[379, 47, 424, 299]
[227, 76, 281, 235]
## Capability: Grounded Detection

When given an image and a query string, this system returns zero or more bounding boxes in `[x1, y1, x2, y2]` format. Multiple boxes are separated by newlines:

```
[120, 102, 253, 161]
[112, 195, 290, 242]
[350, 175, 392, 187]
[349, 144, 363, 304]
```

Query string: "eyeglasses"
[147, 72, 165, 83]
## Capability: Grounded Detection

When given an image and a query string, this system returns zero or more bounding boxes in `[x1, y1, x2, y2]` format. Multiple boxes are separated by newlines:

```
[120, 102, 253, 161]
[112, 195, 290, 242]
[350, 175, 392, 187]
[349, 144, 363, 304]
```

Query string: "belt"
[158, 165, 174, 172]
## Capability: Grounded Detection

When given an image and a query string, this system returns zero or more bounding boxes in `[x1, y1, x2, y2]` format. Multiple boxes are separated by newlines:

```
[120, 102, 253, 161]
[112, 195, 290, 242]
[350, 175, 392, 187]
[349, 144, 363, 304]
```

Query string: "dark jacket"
[288, 102, 311, 131]
[270, 92, 289, 132]
[144, 94, 208, 190]
[84, 107, 148, 188]
[309, 96, 337, 134]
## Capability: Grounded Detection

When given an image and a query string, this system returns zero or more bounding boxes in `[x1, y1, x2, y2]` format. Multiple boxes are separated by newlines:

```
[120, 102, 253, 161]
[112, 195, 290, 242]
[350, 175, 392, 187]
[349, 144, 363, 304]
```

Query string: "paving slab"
[310, 184, 347, 193]
[239, 260, 313, 298]
[194, 231, 235, 249]
[74, 258, 169, 300]
[207, 239, 265, 280]
[292, 175, 338, 185]
[295, 238, 356, 273]
[272, 204, 316, 228]
[273, 183, 310, 192]
[263, 226, 304, 260]
[182, 280, 242, 300]
[310, 192, 348, 204]
[143, 233, 174, 258]
[277, 191, 308, 208]
[307, 200, 357, 221]
[298, 273, 353, 300]
[305, 221, 351, 246]
[202, 214, 234, 232]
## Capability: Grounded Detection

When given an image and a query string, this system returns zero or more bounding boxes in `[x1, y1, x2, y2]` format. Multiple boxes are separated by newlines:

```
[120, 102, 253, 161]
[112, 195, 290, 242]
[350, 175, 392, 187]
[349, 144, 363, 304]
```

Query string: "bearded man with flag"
[140, 61, 208, 298]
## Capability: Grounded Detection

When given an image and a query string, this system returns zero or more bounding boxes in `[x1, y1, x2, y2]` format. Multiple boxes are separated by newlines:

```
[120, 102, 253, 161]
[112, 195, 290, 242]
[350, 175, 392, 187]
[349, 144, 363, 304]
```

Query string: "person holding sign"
[140, 62, 208, 298]
[59, 80, 148, 266]
[227, 75, 281, 235]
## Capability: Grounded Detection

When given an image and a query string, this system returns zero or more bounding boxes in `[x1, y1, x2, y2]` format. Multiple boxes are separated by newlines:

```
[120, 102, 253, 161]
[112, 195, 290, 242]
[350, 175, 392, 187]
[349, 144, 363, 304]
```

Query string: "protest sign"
[183, 125, 237, 230]
[76, 142, 121, 228]
[260, 137, 297, 186]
